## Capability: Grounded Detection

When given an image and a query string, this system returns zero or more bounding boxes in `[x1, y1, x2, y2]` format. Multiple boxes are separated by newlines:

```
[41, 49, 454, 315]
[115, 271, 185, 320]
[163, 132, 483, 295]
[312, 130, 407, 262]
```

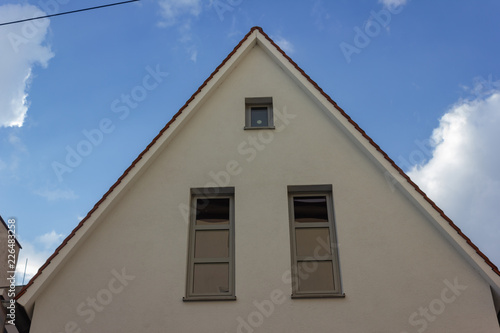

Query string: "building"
[16, 27, 500, 332]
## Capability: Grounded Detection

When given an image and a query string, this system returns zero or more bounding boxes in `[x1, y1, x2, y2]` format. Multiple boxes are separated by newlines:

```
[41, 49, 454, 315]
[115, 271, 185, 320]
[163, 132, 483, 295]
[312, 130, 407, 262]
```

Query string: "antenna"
[22, 258, 28, 285]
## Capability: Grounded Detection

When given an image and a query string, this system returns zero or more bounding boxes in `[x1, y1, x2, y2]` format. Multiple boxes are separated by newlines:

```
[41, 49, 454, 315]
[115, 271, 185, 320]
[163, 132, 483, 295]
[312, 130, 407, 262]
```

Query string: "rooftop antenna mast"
[22, 258, 28, 285]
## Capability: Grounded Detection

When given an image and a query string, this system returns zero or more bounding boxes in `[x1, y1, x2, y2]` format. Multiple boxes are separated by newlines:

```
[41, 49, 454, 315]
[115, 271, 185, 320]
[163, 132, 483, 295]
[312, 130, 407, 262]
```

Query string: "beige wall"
[29, 44, 499, 332]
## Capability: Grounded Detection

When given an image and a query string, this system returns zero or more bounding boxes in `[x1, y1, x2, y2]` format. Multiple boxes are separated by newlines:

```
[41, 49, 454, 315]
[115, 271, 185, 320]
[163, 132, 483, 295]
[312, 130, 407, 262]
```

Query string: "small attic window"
[245, 97, 274, 129]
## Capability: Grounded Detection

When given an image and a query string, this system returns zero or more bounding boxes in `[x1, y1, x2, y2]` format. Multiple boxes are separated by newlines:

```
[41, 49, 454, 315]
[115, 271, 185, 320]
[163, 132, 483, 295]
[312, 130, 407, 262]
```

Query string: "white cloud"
[8, 133, 21, 145]
[462, 75, 500, 99]
[177, 19, 198, 62]
[190, 49, 198, 62]
[408, 91, 500, 266]
[8, 133, 27, 152]
[379, 0, 407, 9]
[34, 188, 78, 201]
[15, 230, 65, 283]
[15, 241, 42, 284]
[36, 230, 65, 249]
[156, 5, 199, 63]
[157, 0, 202, 27]
[273, 36, 295, 54]
[0, 155, 20, 174]
[227, 15, 242, 38]
[0, 4, 54, 128]
[311, 0, 331, 31]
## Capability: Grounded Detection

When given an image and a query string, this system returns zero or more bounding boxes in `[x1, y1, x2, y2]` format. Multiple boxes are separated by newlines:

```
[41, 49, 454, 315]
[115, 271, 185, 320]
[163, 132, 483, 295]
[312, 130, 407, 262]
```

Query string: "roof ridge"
[16, 25, 499, 301]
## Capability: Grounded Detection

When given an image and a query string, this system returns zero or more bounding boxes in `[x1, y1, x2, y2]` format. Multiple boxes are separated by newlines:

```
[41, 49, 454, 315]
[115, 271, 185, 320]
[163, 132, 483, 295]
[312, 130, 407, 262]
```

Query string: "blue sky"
[1, 0, 499, 282]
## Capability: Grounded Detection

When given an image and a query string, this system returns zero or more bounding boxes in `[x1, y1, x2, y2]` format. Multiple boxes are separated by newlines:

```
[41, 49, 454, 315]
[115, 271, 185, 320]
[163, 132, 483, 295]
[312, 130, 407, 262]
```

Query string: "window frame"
[244, 97, 275, 130]
[287, 185, 344, 298]
[183, 187, 236, 301]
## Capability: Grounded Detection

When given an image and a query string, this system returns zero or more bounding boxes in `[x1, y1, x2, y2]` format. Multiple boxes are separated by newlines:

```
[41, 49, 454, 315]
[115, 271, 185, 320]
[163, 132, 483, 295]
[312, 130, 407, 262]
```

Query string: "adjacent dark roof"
[0, 214, 22, 249]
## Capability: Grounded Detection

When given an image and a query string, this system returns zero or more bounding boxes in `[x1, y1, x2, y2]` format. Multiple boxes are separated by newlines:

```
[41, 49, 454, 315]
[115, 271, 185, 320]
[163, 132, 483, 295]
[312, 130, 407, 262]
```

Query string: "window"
[245, 97, 274, 129]
[184, 187, 236, 301]
[288, 185, 343, 298]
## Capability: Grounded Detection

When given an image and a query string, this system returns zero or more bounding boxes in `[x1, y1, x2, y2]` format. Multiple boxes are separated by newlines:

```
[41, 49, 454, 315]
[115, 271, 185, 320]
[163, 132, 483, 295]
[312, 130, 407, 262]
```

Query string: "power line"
[0, 0, 139, 27]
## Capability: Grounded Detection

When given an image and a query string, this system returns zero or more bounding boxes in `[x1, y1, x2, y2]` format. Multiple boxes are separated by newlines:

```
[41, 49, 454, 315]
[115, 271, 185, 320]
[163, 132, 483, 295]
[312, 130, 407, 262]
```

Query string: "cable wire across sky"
[0, 0, 139, 27]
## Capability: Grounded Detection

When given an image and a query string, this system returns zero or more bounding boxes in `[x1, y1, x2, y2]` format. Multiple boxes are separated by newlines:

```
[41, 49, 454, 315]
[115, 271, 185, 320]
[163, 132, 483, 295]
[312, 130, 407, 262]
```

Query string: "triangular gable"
[16, 26, 500, 315]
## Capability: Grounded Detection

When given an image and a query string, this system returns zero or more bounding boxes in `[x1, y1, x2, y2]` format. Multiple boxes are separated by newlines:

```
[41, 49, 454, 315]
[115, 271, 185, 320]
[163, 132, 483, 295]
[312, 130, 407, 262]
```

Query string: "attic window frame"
[244, 97, 275, 130]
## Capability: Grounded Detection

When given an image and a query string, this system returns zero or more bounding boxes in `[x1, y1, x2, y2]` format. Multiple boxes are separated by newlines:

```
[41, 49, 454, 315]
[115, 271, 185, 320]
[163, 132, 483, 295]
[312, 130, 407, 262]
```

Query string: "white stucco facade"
[18, 28, 500, 333]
